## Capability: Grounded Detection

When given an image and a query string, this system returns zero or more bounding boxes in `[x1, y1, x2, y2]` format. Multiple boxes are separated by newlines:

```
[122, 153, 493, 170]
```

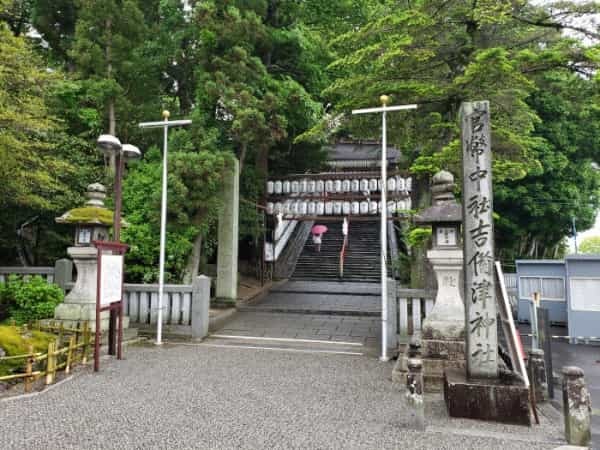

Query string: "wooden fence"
[0, 322, 92, 393]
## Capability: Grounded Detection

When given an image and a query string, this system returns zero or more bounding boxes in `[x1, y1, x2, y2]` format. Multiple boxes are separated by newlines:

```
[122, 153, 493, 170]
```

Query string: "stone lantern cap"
[56, 183, 122, 226]
[415, 170, 462, 225]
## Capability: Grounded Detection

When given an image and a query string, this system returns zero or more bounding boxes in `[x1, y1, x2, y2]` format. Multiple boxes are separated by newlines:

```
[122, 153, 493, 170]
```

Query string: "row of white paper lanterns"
[266, 199, 412, 216]
[267, 177, 412, 195]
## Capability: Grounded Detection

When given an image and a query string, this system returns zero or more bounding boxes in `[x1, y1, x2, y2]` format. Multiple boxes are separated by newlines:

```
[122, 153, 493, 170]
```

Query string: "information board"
[100, 254, 123, 306]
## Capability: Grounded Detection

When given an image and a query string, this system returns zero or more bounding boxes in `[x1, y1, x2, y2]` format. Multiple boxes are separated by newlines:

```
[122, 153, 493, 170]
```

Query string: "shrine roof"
[325, 140, 400, 162]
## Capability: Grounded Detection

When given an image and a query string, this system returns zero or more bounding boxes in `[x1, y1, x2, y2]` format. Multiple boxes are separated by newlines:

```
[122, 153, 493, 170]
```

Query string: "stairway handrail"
[339, 217, 349, 278]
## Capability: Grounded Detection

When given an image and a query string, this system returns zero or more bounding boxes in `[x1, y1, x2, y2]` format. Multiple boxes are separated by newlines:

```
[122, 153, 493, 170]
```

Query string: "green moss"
[0, 325, 56, 376]
[56, 206, 113, 225]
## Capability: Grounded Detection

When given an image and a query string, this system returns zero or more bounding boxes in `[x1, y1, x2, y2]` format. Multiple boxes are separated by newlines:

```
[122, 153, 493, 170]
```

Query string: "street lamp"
[96, 134, 141, 241]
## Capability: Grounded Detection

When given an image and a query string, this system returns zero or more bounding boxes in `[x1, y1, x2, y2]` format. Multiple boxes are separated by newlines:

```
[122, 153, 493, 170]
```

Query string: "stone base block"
[422, 320, 465, 341]
[392, 340, 466, 392]
[423, 356, 465, 373]
[422, 339, 465, 359]
[54, 302, 101, 322]
[52, 303, 130, 332]
[444, 368, 531, 425]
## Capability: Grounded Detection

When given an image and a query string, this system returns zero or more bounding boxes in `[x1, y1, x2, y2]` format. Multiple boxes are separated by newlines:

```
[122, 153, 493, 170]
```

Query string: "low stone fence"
[0, 259, 73, 290]
[123, 276, 210, 338]
[387, 282, 436, 351]
[396, 288, 436, 336]
[0, 263, 210, 339]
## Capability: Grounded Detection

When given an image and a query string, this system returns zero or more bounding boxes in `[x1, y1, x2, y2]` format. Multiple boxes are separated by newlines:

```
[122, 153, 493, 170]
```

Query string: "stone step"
[202, 334, 366, 356]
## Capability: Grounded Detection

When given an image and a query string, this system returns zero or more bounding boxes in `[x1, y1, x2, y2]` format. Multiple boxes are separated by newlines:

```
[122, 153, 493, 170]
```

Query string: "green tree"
[69, 0, 157, 142]
[122, 136, 231, 283]
[579, 236, 600, 255]
[495, 71, 600, 259]
[30, 0, 78, 64]
[0, 3, 79, 264]
[189, 0, 328, 252]
[323, 0, 600, 261]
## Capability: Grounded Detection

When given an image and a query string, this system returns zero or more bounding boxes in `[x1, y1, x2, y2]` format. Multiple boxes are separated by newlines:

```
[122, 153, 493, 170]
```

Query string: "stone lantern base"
[419, 248, 466, 391]
[394, 248, 466, 392]
[53, 246, 130, 332]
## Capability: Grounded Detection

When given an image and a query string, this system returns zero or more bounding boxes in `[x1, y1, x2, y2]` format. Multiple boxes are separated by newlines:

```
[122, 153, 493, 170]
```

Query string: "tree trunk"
[182, 233, 202, 284]
[410, 173, 433, 289]
[238, 142, 247, 173]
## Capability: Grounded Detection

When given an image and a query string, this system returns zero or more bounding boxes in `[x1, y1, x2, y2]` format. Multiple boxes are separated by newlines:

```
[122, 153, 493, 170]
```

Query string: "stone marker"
[444, 101, 529, 425]
[392, 335, 422, 384]
[562, 366, 592, 447]
[528, 348, 548, 402]
[216, 158, 240, 306]
[460, 100, 498, 378]
[191, 275, 211, 339]
[406, 357, 425, 430]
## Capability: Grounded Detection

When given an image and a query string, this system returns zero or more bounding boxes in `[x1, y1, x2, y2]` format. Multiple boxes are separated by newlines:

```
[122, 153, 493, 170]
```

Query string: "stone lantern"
[414, 170, 466, 391]
[54, 183, 121, 330]
[57, 183, 112, 246]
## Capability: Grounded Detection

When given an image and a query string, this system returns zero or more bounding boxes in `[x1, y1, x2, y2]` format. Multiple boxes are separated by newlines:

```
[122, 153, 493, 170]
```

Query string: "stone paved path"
[0, 343, 565, 449]
[216, 311, 380, 346]
[225, 281, 382, 352]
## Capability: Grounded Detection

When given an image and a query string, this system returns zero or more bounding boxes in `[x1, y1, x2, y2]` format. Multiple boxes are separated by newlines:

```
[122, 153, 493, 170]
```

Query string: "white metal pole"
[351, 99, 417, 362]
[156, 113, 169, 345]
[380, 104, 389, 362]
[139, 113, 192, 346]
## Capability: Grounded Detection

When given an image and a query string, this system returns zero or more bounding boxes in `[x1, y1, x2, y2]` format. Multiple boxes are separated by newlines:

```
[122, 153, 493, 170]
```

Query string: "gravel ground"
[0, 342, 566, 450]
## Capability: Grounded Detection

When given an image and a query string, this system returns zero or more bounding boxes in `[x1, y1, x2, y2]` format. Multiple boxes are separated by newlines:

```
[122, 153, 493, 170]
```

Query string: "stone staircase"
[292, 220, 386, 282]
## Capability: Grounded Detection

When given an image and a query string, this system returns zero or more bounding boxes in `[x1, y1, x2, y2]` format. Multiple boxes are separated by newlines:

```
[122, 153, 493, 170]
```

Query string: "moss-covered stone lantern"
[53, 183, 125, 330]
[56, 183, 113, 246]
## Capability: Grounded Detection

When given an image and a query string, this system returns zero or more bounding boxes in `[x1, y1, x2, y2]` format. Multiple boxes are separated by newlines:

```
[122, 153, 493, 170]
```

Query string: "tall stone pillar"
[444, 100, 529, 425]
[216, 158, 240, 306]
[460, 101, 498, 378]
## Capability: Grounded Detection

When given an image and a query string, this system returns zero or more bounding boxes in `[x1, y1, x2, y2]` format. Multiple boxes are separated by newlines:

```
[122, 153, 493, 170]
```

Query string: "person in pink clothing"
[311, 224, 328, 252]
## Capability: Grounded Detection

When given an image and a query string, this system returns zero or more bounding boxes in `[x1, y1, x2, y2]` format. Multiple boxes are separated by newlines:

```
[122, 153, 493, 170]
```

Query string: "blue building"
[516, 260, 567, 324]
[516, 256, 600, 342]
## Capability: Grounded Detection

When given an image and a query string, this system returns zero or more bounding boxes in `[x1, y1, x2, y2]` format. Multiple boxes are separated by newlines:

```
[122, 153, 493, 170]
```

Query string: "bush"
[0, 325, 56, 376]
[0, 276, 64, 324]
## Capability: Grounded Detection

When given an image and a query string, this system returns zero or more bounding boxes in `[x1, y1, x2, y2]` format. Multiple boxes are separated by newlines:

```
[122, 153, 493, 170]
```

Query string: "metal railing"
[339, 235, 348, 278]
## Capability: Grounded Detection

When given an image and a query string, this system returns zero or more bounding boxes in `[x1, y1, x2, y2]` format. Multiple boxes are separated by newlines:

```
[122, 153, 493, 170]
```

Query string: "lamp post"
[352, 96, 417, 362]
[139, 111, 192, 345]
[96, 135, 141, 241]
